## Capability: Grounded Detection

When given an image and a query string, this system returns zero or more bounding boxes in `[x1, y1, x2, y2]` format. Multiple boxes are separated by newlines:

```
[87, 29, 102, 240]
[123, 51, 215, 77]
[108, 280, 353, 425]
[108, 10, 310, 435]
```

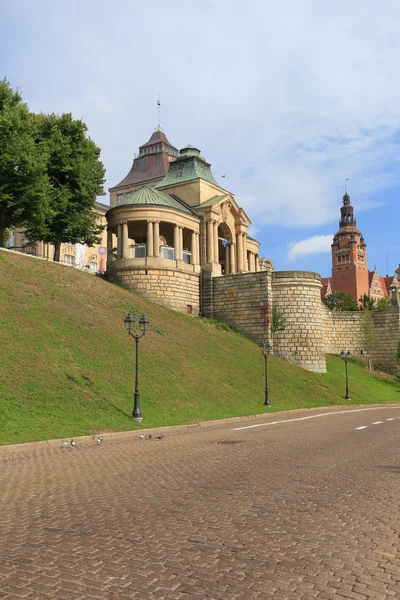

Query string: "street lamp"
[259, 340, 272, 407]
[340, 349, 351, 400]
[124, 313, 150, 422]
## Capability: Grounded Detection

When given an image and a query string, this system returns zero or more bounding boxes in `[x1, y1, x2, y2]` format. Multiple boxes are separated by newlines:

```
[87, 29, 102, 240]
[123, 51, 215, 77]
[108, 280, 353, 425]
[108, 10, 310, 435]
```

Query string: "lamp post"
[259, 340, 272, 407]
[124, 313, 150, 422]
[340, 349, 351, 400]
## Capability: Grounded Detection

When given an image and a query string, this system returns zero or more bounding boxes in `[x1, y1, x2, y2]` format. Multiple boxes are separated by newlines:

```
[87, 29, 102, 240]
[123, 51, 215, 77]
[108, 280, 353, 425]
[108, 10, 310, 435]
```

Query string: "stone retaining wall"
[108, 267, 200, 315]
[271, 271, 327, 373]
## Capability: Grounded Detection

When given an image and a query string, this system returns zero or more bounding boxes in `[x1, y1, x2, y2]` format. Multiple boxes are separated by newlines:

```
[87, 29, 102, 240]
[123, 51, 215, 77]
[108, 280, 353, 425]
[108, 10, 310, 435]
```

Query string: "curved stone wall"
[107, 263, 200, 315]
[272, 271, 326, 373]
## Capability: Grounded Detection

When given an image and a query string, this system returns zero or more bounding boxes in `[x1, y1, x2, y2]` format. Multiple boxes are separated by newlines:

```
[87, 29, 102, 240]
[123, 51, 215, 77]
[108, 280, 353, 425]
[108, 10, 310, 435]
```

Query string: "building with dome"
[105, 129, 263, 314]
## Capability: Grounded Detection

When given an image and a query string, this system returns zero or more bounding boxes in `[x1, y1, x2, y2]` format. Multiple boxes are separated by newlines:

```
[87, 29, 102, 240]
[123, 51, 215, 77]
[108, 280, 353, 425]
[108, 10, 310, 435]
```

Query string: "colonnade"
[205, 219, 260, 274]
[109, 220, 200, 265]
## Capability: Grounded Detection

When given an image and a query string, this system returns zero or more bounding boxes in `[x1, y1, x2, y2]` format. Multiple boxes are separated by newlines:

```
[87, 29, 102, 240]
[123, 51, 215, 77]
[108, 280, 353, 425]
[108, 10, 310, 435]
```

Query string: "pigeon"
[156, 434, 164, 440]
[148, 434, 153, 440]
[60, 441, 68, 448]
[70, 439, 78, 448]
[97, 436, 103, 446]
[138, 434, 144, 439]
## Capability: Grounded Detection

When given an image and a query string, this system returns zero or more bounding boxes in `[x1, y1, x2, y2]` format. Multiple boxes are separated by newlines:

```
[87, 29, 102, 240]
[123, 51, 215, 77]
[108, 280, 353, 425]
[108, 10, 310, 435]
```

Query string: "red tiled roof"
[379, 276, 388, 296]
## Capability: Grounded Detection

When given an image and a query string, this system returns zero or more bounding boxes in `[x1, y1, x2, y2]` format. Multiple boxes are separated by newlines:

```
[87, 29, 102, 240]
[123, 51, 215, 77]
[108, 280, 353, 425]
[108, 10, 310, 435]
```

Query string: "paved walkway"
[1, 406, 400, 599]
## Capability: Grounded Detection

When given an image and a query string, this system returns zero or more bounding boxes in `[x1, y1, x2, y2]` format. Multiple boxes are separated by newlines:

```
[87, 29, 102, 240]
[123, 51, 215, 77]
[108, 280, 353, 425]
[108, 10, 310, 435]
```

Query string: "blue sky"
[2, 0, 400, 277]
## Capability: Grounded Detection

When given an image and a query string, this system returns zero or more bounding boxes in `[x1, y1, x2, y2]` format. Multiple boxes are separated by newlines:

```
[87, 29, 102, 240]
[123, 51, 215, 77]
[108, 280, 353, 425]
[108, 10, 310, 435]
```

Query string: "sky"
[1, 0, 400, 277]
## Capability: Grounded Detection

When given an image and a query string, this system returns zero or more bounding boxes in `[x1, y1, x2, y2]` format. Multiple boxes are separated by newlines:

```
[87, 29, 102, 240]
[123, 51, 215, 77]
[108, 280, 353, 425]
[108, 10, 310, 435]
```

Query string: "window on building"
[89, 262, 97, 272]
[160, 246, 174, 260]
[183, 250, 192, 264]
[64, 254, 74, 266]
[132, 245, 146, 258]
[118, 194, 124, 204]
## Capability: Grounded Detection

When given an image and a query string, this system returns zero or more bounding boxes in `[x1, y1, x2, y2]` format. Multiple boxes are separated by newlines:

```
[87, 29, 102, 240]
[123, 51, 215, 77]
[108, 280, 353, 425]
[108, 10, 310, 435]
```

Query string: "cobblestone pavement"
[1, 406, 400, 600]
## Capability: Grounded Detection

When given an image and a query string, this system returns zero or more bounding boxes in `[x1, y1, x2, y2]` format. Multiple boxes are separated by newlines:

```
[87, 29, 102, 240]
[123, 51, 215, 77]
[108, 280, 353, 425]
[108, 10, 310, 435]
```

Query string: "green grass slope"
[0, 250, 399, 445]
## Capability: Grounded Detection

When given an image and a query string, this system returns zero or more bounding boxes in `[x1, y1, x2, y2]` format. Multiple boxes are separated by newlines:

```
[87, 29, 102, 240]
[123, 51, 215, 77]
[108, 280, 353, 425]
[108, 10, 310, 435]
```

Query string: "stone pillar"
[225, 243, 230, 275]
[173, 225, 179, 261]
[121, 222, 128, 258]
[213, 221, 219, 265]
[147, 220, 154, 257]
[255, 254, 260, 272]
[153, 221, 160, 257]
[229, 243, 236, 274]
[237, 233, 243, 272]
[117, 223, 122, 258]
[242, 234, 247, 271]
[191, 230, 197, 265]
[196, 232, 200, 265]
[107, 229, 113, 258]
[179, 227, 183, 261]
[206, 219, 214, 263]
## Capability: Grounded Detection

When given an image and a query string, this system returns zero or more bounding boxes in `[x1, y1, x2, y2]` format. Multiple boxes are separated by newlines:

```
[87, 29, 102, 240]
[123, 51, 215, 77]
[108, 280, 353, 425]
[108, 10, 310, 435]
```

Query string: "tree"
[322, 291, 359, 312]
[359, 294, 376, 310]
[361, 310, 378, 371]
[0, 79, 49, 247]
[25, 113, 106, 261]
[375, 297, 389, 311]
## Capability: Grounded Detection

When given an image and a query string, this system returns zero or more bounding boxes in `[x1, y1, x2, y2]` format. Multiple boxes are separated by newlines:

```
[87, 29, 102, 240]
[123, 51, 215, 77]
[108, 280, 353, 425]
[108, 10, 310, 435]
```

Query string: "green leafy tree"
[0, 79, 49, 248]
[25, 113, 106, 261]
[361, 310, 378, 371]
[375, 297, 389, 311]
[322, 291, 359, 312]
[359, 294, 376, 310]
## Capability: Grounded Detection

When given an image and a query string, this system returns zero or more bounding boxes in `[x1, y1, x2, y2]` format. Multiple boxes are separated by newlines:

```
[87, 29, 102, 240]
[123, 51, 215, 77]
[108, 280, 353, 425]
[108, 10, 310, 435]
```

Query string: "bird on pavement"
[70, 439, 78, 447]
[148, 434, 153, 439]
[60, 441, 68, 448]
[156, 434, 164, 440]
[138, 434, 144, 439]
[97, 436, 103, 446]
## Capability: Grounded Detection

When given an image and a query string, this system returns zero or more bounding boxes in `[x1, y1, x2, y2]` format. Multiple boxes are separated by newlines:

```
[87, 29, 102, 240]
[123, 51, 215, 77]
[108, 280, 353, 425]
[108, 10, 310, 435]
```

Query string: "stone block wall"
[108, 267, 200, 315]
[324, 306, 400, 373]
[201, 271, 272, 343]
[271, 271, 327, 373]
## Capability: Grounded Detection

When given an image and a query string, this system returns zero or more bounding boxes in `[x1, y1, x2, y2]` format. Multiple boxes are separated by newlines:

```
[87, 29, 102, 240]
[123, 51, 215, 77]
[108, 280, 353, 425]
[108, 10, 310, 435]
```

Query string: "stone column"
[191, 230, 197, 265]
[107, 229, 113, 258]
[173, 225, 179, 261]
[237, 233, 243, 272]
[255, 254, 260, 272]
[121, 222, 128, 258]
[153, 221, 160, 257]
[147, 220, 154, 257]
[225, 243, 230, 275]
[242, 234, 247, 271]
[196, 232, 200, 265]
[206, 219, 214, 263]
[229, 242, 236, 274]
[213, 221, 219, 265]
[117, 223, 122, 258]
[179, 227, 184, 261]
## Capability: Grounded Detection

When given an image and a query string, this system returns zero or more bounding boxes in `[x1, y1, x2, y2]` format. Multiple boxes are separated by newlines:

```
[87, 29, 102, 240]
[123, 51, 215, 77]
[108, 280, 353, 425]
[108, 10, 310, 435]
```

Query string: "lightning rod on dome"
[157, 94, 163, 132]
[345, 178, 349, 194]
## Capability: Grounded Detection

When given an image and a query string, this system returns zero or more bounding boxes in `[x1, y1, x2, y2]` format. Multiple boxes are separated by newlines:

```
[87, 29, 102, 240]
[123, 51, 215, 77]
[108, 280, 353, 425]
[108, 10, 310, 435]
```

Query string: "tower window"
[118, 194, 124, 204]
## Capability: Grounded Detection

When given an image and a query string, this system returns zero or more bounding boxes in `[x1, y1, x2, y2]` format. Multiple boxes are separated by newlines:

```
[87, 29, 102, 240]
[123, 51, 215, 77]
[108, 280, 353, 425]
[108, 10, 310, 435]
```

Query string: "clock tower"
[331, 192, 369, 303]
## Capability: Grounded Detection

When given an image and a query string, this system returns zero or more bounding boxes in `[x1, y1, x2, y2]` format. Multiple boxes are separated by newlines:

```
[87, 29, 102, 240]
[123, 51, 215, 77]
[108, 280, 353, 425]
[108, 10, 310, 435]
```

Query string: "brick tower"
[331, 192, 369, 303]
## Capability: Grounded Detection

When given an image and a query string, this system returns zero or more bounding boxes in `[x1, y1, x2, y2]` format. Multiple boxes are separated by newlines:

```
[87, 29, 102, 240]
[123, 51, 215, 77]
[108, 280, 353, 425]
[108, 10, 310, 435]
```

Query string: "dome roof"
[112, 186, 194, 215]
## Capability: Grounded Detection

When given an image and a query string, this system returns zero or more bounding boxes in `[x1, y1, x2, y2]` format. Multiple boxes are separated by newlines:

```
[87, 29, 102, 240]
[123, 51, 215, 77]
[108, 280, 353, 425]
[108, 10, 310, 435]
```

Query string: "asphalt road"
[1, 405, 400, 600]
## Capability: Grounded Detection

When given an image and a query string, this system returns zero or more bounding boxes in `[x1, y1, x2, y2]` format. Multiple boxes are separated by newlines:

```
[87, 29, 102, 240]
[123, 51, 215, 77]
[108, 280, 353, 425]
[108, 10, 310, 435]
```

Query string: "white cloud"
[288, 235, 333, 260]
[3, 0, 400, 230]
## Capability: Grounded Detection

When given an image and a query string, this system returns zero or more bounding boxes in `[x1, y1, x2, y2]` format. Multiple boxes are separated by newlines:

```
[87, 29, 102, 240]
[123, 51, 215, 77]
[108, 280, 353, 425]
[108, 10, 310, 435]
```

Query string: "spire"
[156, 94, 163, 132]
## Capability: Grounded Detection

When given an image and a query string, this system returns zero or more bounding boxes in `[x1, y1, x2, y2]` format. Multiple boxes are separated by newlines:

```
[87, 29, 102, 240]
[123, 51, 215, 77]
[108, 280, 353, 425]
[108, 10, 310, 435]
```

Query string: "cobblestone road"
[1, 406, 400, 599]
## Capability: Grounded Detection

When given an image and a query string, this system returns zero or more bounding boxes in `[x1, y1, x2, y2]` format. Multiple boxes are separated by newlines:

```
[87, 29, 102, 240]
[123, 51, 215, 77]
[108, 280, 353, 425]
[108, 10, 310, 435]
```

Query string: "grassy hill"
[0, 249, 399, 446]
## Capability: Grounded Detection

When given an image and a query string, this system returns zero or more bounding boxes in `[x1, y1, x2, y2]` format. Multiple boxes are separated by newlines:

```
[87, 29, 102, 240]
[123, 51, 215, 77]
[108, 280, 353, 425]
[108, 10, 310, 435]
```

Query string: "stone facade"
[202, 269, 273, 342]
[271, 271, 327, 373]
[109, 267, 200, 314]
[202, 267, 400, 374]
